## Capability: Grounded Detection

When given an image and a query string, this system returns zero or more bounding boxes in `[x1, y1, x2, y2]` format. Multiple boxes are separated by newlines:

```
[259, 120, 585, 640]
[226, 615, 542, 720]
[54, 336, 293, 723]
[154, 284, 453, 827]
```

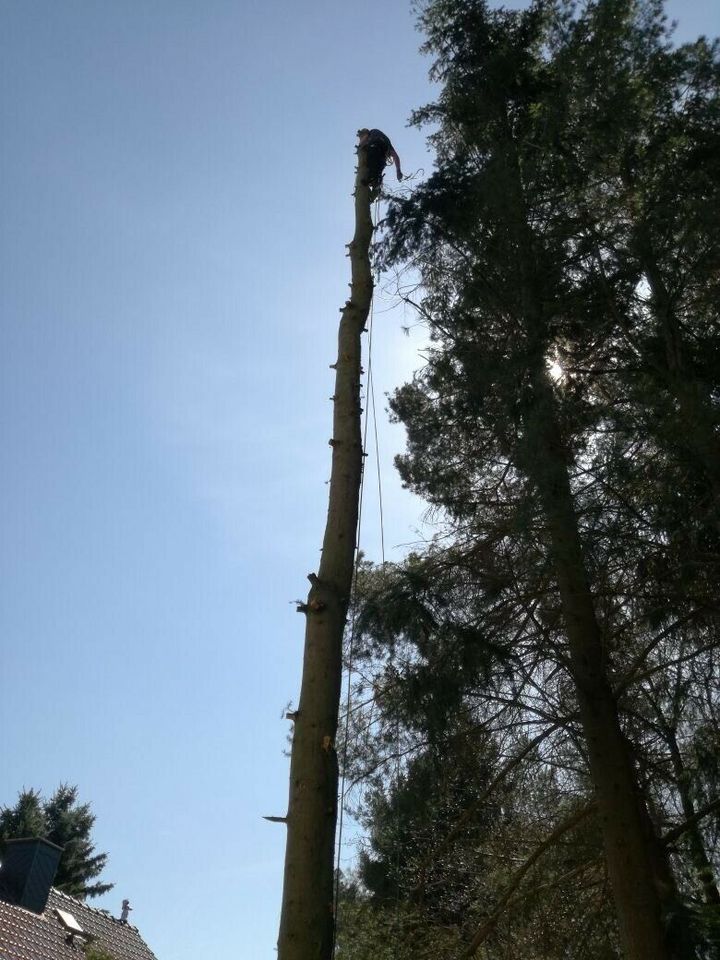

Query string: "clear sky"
[1, 2, 717, 959]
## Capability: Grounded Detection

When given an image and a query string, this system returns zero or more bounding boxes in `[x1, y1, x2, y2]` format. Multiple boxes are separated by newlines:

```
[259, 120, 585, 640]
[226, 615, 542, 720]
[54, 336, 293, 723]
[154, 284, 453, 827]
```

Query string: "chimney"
[0, 838, 63, 913]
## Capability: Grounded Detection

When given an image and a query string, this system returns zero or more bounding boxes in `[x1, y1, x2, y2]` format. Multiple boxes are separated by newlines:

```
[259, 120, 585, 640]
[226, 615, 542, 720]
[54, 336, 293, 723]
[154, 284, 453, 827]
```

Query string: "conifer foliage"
[337, 2, 720, 958]
[0, 785, 113, 899]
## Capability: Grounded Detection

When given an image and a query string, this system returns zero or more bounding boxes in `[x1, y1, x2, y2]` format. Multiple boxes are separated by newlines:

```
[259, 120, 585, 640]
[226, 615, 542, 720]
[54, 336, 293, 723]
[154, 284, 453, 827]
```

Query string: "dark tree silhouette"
[0, 785, 113, 899]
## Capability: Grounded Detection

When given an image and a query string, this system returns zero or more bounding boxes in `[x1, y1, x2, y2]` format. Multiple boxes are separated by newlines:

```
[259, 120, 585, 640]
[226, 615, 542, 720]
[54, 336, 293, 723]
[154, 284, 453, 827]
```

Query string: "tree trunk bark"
[524, 373, 676, 960]
[276, 141, 373, 960]
[500, 124, 679, 954]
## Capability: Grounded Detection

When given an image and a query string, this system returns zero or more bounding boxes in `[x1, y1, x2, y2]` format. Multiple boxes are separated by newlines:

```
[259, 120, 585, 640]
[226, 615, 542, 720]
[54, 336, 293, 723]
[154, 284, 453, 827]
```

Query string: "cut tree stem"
[276, 139, 374, 960]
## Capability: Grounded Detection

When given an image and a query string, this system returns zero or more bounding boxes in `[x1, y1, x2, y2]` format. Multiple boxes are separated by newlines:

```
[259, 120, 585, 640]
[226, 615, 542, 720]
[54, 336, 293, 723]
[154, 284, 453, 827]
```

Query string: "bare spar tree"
[276, 138, 374, 960]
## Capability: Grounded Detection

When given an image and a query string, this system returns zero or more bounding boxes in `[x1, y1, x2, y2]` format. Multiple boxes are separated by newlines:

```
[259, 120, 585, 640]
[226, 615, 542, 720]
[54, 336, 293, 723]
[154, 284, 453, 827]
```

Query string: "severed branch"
[460, 803, 596, 958]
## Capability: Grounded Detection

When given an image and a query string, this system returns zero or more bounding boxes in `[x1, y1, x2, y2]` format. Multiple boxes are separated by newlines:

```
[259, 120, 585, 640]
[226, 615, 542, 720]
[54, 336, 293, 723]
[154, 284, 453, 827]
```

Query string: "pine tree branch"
[413, 721, 564, 900]
[615, 608, 710, 696]
[625, 637, 720, 692]
[662, 797, 720, 847]
[460, 804, 596, 958]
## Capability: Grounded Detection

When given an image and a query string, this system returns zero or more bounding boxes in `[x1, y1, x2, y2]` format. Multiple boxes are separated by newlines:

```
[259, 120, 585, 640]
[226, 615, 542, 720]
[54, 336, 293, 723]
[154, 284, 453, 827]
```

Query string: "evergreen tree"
[339, 1, 720, 957]
[0, 785, 113, 899]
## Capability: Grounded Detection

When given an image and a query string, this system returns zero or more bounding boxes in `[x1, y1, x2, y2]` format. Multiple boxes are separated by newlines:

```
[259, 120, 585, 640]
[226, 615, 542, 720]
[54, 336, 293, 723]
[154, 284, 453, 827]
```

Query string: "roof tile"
[0, 888, 157, 960]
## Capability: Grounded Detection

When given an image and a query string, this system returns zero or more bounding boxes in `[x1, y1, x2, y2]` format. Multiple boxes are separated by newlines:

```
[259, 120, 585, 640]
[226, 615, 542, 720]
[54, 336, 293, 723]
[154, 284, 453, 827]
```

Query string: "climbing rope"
[332, 195, 387, 957]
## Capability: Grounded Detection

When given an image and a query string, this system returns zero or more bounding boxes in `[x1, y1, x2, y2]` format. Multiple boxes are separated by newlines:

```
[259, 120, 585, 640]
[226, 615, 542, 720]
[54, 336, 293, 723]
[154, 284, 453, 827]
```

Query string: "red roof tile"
[0, 888, 157, 960]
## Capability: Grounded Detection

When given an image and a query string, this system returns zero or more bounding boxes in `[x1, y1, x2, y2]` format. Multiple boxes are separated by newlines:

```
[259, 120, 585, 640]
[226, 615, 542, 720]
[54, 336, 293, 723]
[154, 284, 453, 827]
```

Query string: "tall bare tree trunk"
[276, 141, 373, 960]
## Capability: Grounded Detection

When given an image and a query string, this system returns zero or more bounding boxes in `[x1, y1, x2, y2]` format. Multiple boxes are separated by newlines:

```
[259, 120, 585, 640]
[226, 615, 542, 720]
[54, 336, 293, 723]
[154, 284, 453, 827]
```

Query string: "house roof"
[0, 887, 158, 960]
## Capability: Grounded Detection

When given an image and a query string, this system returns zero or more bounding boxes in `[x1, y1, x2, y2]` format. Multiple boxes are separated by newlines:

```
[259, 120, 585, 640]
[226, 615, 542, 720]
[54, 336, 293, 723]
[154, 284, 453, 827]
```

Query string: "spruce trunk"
[276, 143, 373, 960]
[505, 137, 676, 956]
[527, 374, 675, 960]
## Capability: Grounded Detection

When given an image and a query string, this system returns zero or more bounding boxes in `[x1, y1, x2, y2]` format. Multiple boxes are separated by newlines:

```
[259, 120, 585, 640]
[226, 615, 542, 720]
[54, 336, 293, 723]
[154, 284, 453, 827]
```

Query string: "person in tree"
[357, 128, 403, 194]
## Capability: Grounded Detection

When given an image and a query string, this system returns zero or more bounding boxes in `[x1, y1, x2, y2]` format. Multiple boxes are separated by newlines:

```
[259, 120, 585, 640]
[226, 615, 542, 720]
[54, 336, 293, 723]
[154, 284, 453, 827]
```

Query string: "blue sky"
[1, 2, 718, 958]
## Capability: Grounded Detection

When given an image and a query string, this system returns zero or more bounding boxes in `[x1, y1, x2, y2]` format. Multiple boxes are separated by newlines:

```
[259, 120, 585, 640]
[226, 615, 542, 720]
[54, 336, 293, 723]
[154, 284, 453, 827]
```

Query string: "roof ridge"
[50, 888, 139, 931]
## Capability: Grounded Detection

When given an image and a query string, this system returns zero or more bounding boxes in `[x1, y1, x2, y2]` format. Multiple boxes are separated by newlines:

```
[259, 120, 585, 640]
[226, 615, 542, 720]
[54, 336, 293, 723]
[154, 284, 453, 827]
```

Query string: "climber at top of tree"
[357, 128, 403, 193]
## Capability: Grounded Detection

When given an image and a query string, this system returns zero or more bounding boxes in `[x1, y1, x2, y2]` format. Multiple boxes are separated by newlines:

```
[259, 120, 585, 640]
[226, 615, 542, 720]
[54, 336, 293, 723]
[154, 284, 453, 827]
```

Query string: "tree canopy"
[336, 1, 720, 958]
[0, 785, 113, 900]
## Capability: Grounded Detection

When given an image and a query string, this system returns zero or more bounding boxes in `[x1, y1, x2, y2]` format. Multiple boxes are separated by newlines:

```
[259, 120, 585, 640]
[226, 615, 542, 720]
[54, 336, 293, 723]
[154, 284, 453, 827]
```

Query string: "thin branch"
[663, 797, 720, 847]
[630, 638, 720, 690]
[615, 609, 707, 696]
[460, 803, 596, 958]
[413, 722, 564, 898]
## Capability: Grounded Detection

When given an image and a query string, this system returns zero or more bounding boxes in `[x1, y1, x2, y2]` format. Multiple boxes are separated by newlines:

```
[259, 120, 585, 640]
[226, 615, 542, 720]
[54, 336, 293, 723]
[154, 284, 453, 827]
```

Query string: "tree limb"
[460, 804, 596, 958]
[663, 797, 720, 847]
[413, 722, 563, 900]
